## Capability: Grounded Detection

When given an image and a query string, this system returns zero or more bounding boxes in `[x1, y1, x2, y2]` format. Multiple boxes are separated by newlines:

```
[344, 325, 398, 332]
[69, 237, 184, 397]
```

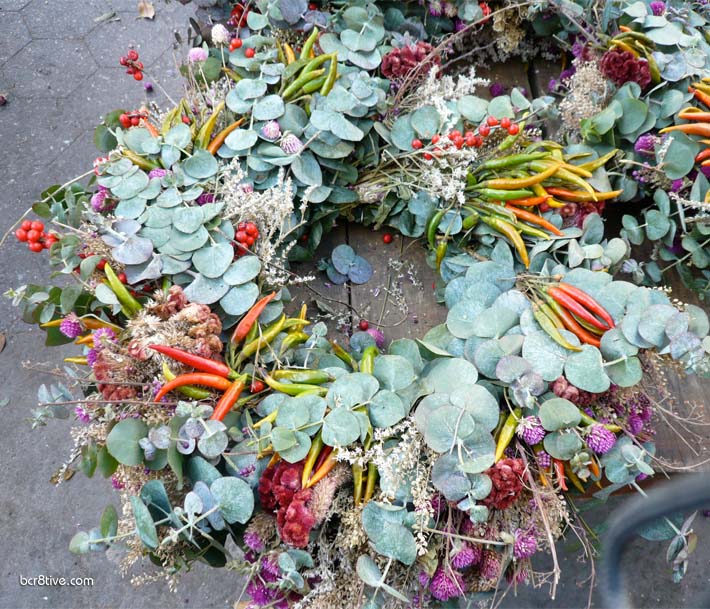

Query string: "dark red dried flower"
[482, 458, 525, 510]
[600, 48, 651, 89]
[381, 41, 440, 81]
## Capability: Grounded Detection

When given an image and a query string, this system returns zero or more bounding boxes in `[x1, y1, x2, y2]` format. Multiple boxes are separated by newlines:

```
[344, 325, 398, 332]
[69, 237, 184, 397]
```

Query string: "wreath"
[8, 1, 710, 606]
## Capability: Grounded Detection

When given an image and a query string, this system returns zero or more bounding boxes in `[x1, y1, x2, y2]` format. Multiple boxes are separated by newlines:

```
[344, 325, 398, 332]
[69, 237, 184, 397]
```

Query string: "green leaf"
[424, 357, 478, 392]
[191, 243, 233, 279]
[410, 106, 440, 139]
[539, 398, 581, 431]
[173, 207, 204, 233]
[225, 128, 258, 151]
[373, 355, 416, 391]
[184, 274, 230, 305]
[278, 430, 312, 463]
[220, 282, 260, 316]
[660, 132, 700, 179]
[322, 408, 360, 446]
[521, 330, 569, 381]
[106, 419, 148, 466]
[186, 455, 221, 486]
[100, 504, 119, 539]
[644, 209, 671, 240]
[543, 430, 583, 460]
[361, 502, 417, 565]
[253, 95, 285, 121]
[369, 390, 407, 428]
[618, 98, 648, 134]
[390, 115, 416, 151]
[210, 477, 254, 524]
[130, 496, 159, 549]
[457, 95, 488, 122]
[223, 255, 261, 285]
[69, 531, 90, 554]
[431, 453, 472, 500]
[487, 95, 514, 118]
[356, 554, 383, 587]
[564, 345, 610, 393]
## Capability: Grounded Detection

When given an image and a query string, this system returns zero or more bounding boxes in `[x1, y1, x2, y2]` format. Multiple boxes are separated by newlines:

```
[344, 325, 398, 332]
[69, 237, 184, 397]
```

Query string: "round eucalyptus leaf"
[373, 355, 416, 391]
[225, 128, 259, 151]
[192, 243, 233, 278]
[543, 430, 583, 460]
[197, 420, 228, 458]
[564, 345, 610, 393]
[220, 282, 259, 316]
[331, 244, 356, 274]
[522, 330, 569, 382]
[424, 357, 478, 393]
[184, 274, 230, 305]
[253, 95, 286, 121]
[539, 398, 581, 431]
[322, 408, 360, 446]
[369, 389, 407, 428]
[173, 207, 205, 233]
[431, 453, 471, 501]
[224, 255, 261, 285]
[106, 419, 148, 466]
[130, 496, 159, 549]
[210, 477, 254, 524]
[183, 149, 219, 179]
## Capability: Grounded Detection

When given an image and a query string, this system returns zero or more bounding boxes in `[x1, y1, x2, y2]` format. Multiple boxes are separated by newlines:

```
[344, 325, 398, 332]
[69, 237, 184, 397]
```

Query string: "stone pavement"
[0, 2, 709, 608]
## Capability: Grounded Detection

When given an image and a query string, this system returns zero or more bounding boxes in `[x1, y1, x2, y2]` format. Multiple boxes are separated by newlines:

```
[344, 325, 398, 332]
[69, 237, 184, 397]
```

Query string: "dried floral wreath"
[7, 1, 710, 607]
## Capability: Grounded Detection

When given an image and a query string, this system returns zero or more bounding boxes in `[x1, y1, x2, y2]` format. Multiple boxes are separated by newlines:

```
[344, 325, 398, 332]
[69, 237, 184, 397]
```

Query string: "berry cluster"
[119, 49, 144, 81]
[228, 37, 243, 53]
[235, 221, 260, 256]
[412, 115, 520, 160]
[119, 110, 147, 129]
[15, 220, 57, 253]
[228, 4, 250, 27]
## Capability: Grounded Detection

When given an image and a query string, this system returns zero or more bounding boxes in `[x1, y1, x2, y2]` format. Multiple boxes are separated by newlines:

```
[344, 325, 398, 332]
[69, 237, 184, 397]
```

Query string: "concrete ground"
[0, 1, 709, 608]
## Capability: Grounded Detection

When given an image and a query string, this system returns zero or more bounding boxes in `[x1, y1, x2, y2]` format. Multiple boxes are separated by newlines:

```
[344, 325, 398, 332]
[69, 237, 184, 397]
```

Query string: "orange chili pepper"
[557, 283, 615, 328]
[547, 286, 610, 331]
[211, 378, 245, 421]
[540, 292, 601, 347]
[304, 448, 337, 488]
[659, 123, 710, 137]
[230, 292, 277, 345]
[589, 459, 601, 479]
[679, 108, 710, 122]
[554, 459, 568, 491]
[690, 86, 710, 109]
[155, 373, 232, 402]
[505, 195, 552, 207]
[619, 25, 631, 32]
[207, 118, 247, 155]
[145, 121, 160, 138]
[696, 149, 710, 163]
[505, 205, 563, 236]
[544, 187, 623, 203]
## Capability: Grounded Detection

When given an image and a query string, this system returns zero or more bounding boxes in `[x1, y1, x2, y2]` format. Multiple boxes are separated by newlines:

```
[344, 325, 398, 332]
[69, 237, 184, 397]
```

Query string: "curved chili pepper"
[195, 101, 225, 149]
[544, 187, 622, 202]
[466, 201, 517, 223]
[263, 375, 328, 396]
[320, 53, 339, 96]
[426, 209, 446, 249]
[476, 164, 559, 190]
[679, 109, 710, 122]
[231, 292, 277, 345]
[696, 149, 710, 163]
[283, 42, 297, 64]
[689, 86, 710, 109]
[105, 264, 142, 317]
[494, 408, 521, 461]
[330, 340, 359, 371]
[155, 373, 232, 402]
[576, 149, 619, 173]
[532, 303, 583, 352]
[207, 118, 246, 155]
[565, 463, 586, 493]
[279, 331, 309, 355]
[659, 123, 710, 136]
[579, 411, 622, 433]
[282, 68, 325, 100]
[589, 458, 601, 479]
[517, 223, 552, 240]
[505, 195, 551, 207]
[211, 378, 245, 421]
[162, 362, 211, 400]
[236, 314, 287, 365]
[541, 293, 601, 347]
[476, 188, 535, 201]
[553, 459, 568, 491]
[474, 151, 549, 172]
[75, 334, 94, 347]
[435, 239, 448, 271]
[302, 433, 324, 488]
[505, 205, 563, 236]
[462, 208, 480, 229]
[557, 283, 615, 328]
[353, 462, 365, 505]
[149, 344, 235, 378]
[363, 462, 378, 503]
[547, 287, 610, 331]
[64, 356, 88, 365]
[359, 346, 379, 376]
[272, 369, 333, 384]
[305, 448, 337, 488]
[300, 26, 319, 60]
[481, 216, 529, 268]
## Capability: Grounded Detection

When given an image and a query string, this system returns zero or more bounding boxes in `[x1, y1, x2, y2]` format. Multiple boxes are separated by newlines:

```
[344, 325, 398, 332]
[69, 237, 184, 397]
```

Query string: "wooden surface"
[287, 60, 710, 474]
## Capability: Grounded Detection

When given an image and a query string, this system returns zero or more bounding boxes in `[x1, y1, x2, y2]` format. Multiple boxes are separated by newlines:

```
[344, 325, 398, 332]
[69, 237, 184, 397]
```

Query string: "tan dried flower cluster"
[492, 7, 526, 57]
[559, 59, 611, 132]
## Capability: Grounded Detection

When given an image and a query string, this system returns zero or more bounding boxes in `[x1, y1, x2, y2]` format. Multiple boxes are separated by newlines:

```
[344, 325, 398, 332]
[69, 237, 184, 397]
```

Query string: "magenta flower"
[650, 1, 665, 15]
[513, 528, 538, 559]
[187, 47, 208, 63]
[59, 314, 82, 339]
[516, 416, 546, 445]
[429, 567, 465, 601]
[586, 424, 616, 454]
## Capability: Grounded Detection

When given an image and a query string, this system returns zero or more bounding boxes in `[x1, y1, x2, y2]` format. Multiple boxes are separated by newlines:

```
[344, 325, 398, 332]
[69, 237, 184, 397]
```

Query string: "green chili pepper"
[281, 58, 309, 84]
[272, 369, 333, 384]
[236, 315, 287, 365]
[279, 331, 309, 354]
[263, 375, 328, 396]
[435, 239, 448, 272]
[363, 462, 378, 503]
[475, 188, 535, 200]
[426, 208, 446, 249]
[532, 302, 582, 352]
[466, 201, 517, 223]
[579, 411, 622, 433]
[565, 462, 586, 493]
[359, 346, 379, 375]
[302, 75, 327, 94]
[575, 149, 618, 173]
[104, 263, 142, 317]
[495, 408, 521, 461]
[302, 432, 324, 487]
[462, 208, 480, 230]
[282, 68, 326, 100]
[330, 340, 359, 371]
[528, 160, 596, 197]
[301, 51, 332, 75]
[480, 216, 529, 268]
[300, 26, 319, 60]
[352, 463, 365, 505]
[320, 54, 339, 96]
[475, 151, 549, 172]
[517, 222, 553, 240]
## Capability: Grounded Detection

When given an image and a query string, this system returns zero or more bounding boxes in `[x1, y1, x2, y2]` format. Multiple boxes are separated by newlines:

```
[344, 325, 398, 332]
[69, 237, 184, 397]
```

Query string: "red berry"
[126, 66, 135, 75]
[237, 222, 246, 231]
[26, 230, 40, 242]
[250, 380, 265, 393]
[508, 123, 520, 135]
[479, 124, 491, 137]
[473, 135, 483, 147]
[453, 135, 464, 149]
[127, 50, 139, 61]
[245, 235, 255, 246]
[97, 259, 106, 270]
[246, 223, 258, 237]
[29, 242, 43, 253]
[232, 38, 243, 49]
[465, 132, 476, 147]
[431, 134, 440, 144]
[245, 48, 255, 59]
[21, 220, 32, 231]
[133, 71, 144, 81]
[182, 115, 190, 124]
[15, 229, 28, 242]
[119, 56, 128, 66]
[130, 116, 140, 126]
[486, 116, 499, 126]
[31, 221, 44, 232]
[359, 319, 369, 331]
[383, 233, 393, 244]
[411, 138, 423, 150]
[423, 152, 433, 160]
[308, 2, 318, 9]
[118, 272, 127, 283]
[135, 61, 144, 70]
[448, 129, 461, 140]
[500, 117, 511, 129]
[119, 113, 131, 128]
[236, 230, 247, 243]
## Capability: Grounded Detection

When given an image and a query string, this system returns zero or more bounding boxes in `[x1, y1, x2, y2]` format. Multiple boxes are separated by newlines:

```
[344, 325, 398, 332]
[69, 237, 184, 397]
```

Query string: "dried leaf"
[94, 10, 120, 23]
[137, 0, 155, 19]
[0, 333, 6, 353]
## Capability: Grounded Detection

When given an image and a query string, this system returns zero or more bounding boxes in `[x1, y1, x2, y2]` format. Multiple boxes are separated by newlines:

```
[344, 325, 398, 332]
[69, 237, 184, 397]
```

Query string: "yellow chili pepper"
[476, 163, 560, 190]
[300, 26, 319, 60]
[480, 216, 529, 268]
[301, 432, 324, 487]
[494, 408, 521, 461]
[283, 43, 297, 64]
[195, 101, 225, 149]
[320, 53, 339, 96]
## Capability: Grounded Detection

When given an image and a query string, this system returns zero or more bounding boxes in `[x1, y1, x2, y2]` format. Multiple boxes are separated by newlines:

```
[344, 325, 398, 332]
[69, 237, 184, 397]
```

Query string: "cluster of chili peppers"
[523, 279, 615, 350]
[427, 144, 621, 269]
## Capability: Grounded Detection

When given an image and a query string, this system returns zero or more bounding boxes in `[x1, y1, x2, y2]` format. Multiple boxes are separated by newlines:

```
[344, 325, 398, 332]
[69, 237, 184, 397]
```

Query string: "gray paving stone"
[0, 11, 30, 64]
[20, 0, 107, 39]
[0, 0, 32, 9]
[1, 38, 98, 98]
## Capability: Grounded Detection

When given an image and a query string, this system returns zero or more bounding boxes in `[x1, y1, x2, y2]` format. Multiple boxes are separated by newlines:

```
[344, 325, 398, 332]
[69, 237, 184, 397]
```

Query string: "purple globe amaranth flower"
[559, 67, 576, 81]
[548, 78, 558, 92]
[453, 18, 467, 32]
[59, 314, 83, 339]
[86, 348, 99, 368]
[636, 472, 649, 482]
[244, 530, 265, 552]
[489, 83, 506, 97]
[90, 186, 109, 213]
[280, 133, 303, 155]
[148, 168, 168, 179]
[513, 528, 538, 559]
[480, 550, 501, 580]
[428, 0, 443, 17]
[627, 413, 644, 435]
[451, 542, 482, 569]
[417, 570, 431, 587]
[187, 47, 208, 63]
[516, 416, 546, 445]
[429, 567, 465, 601]
[650, 1, 665, 15]
[634, 133, 657, 154]
[670, 178, 684, 193]
[536, 449, 551, 468]
[586, 424, 617, 454]
[93, 327, 117, 347]
[260, 120, 281, 140]
[571, 41, 585, 58]
[74, 406, 91, 424]
[701, 165, 710, 179]
[246, 579, 271, 606]
[196, 193, 215, 206]
[111, 474, 125, 490]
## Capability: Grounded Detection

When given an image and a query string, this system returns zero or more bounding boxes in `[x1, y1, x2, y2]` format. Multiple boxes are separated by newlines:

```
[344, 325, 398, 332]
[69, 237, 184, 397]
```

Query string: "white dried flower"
[211, 24, 230, 46]
[261, 120, 281, 140]
[280, 132, 304, 155]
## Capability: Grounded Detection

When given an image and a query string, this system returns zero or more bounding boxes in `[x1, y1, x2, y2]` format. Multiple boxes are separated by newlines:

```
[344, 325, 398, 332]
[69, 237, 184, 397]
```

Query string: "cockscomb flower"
[516, 416, 546, 445]
[380, 41, 440, 82]
[513, 528, 538, 559]
[429, 567, 465, 601]
[187, 47, 208, 63]
[600, 48, 651, 89]
[280, 133, 303, 155]
[59, 314, 83, 339]
[586, 424, 616, 454]
[482, 458, 526, 510]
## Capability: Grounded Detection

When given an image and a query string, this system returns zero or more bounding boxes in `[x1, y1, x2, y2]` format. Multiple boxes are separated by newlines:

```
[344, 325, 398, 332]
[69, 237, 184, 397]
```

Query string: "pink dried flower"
[586, 424, 616, 454]
[280, 133, 303, 155]
[59, 314, 82, 339]
[516, 416, 545, 445]
[74, 406, 91, 423]
[600, 48, 651, 89]
[429, 567, 465, 601]
[187, 47, 208, 63]
[513, 528, 538, 559]
[480, 550, 501, 580]
[381, 41, 440, 82]
[261, 120, 281, 140]
[451, 542, 482, 569]
[481, 458, 525, 510]
[244, 531, 265, 552]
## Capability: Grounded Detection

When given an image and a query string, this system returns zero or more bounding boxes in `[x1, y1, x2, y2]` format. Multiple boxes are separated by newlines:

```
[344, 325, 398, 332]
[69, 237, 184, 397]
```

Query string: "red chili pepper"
[210, 378, 245, 421]
[541, 292, 602, 347]
[547, 287, 609, 331]
[312, 445, 334, 473]
[230, 292, 277, 345]
[154, 373, 232, 402]
[696, 149, 710, 163]
[553, 459, 568, 491]
[504, 204, 563, 236]
[556, 283, 615, 328]
[505, 195, 551, 207]
[149, 344, 234, 378]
